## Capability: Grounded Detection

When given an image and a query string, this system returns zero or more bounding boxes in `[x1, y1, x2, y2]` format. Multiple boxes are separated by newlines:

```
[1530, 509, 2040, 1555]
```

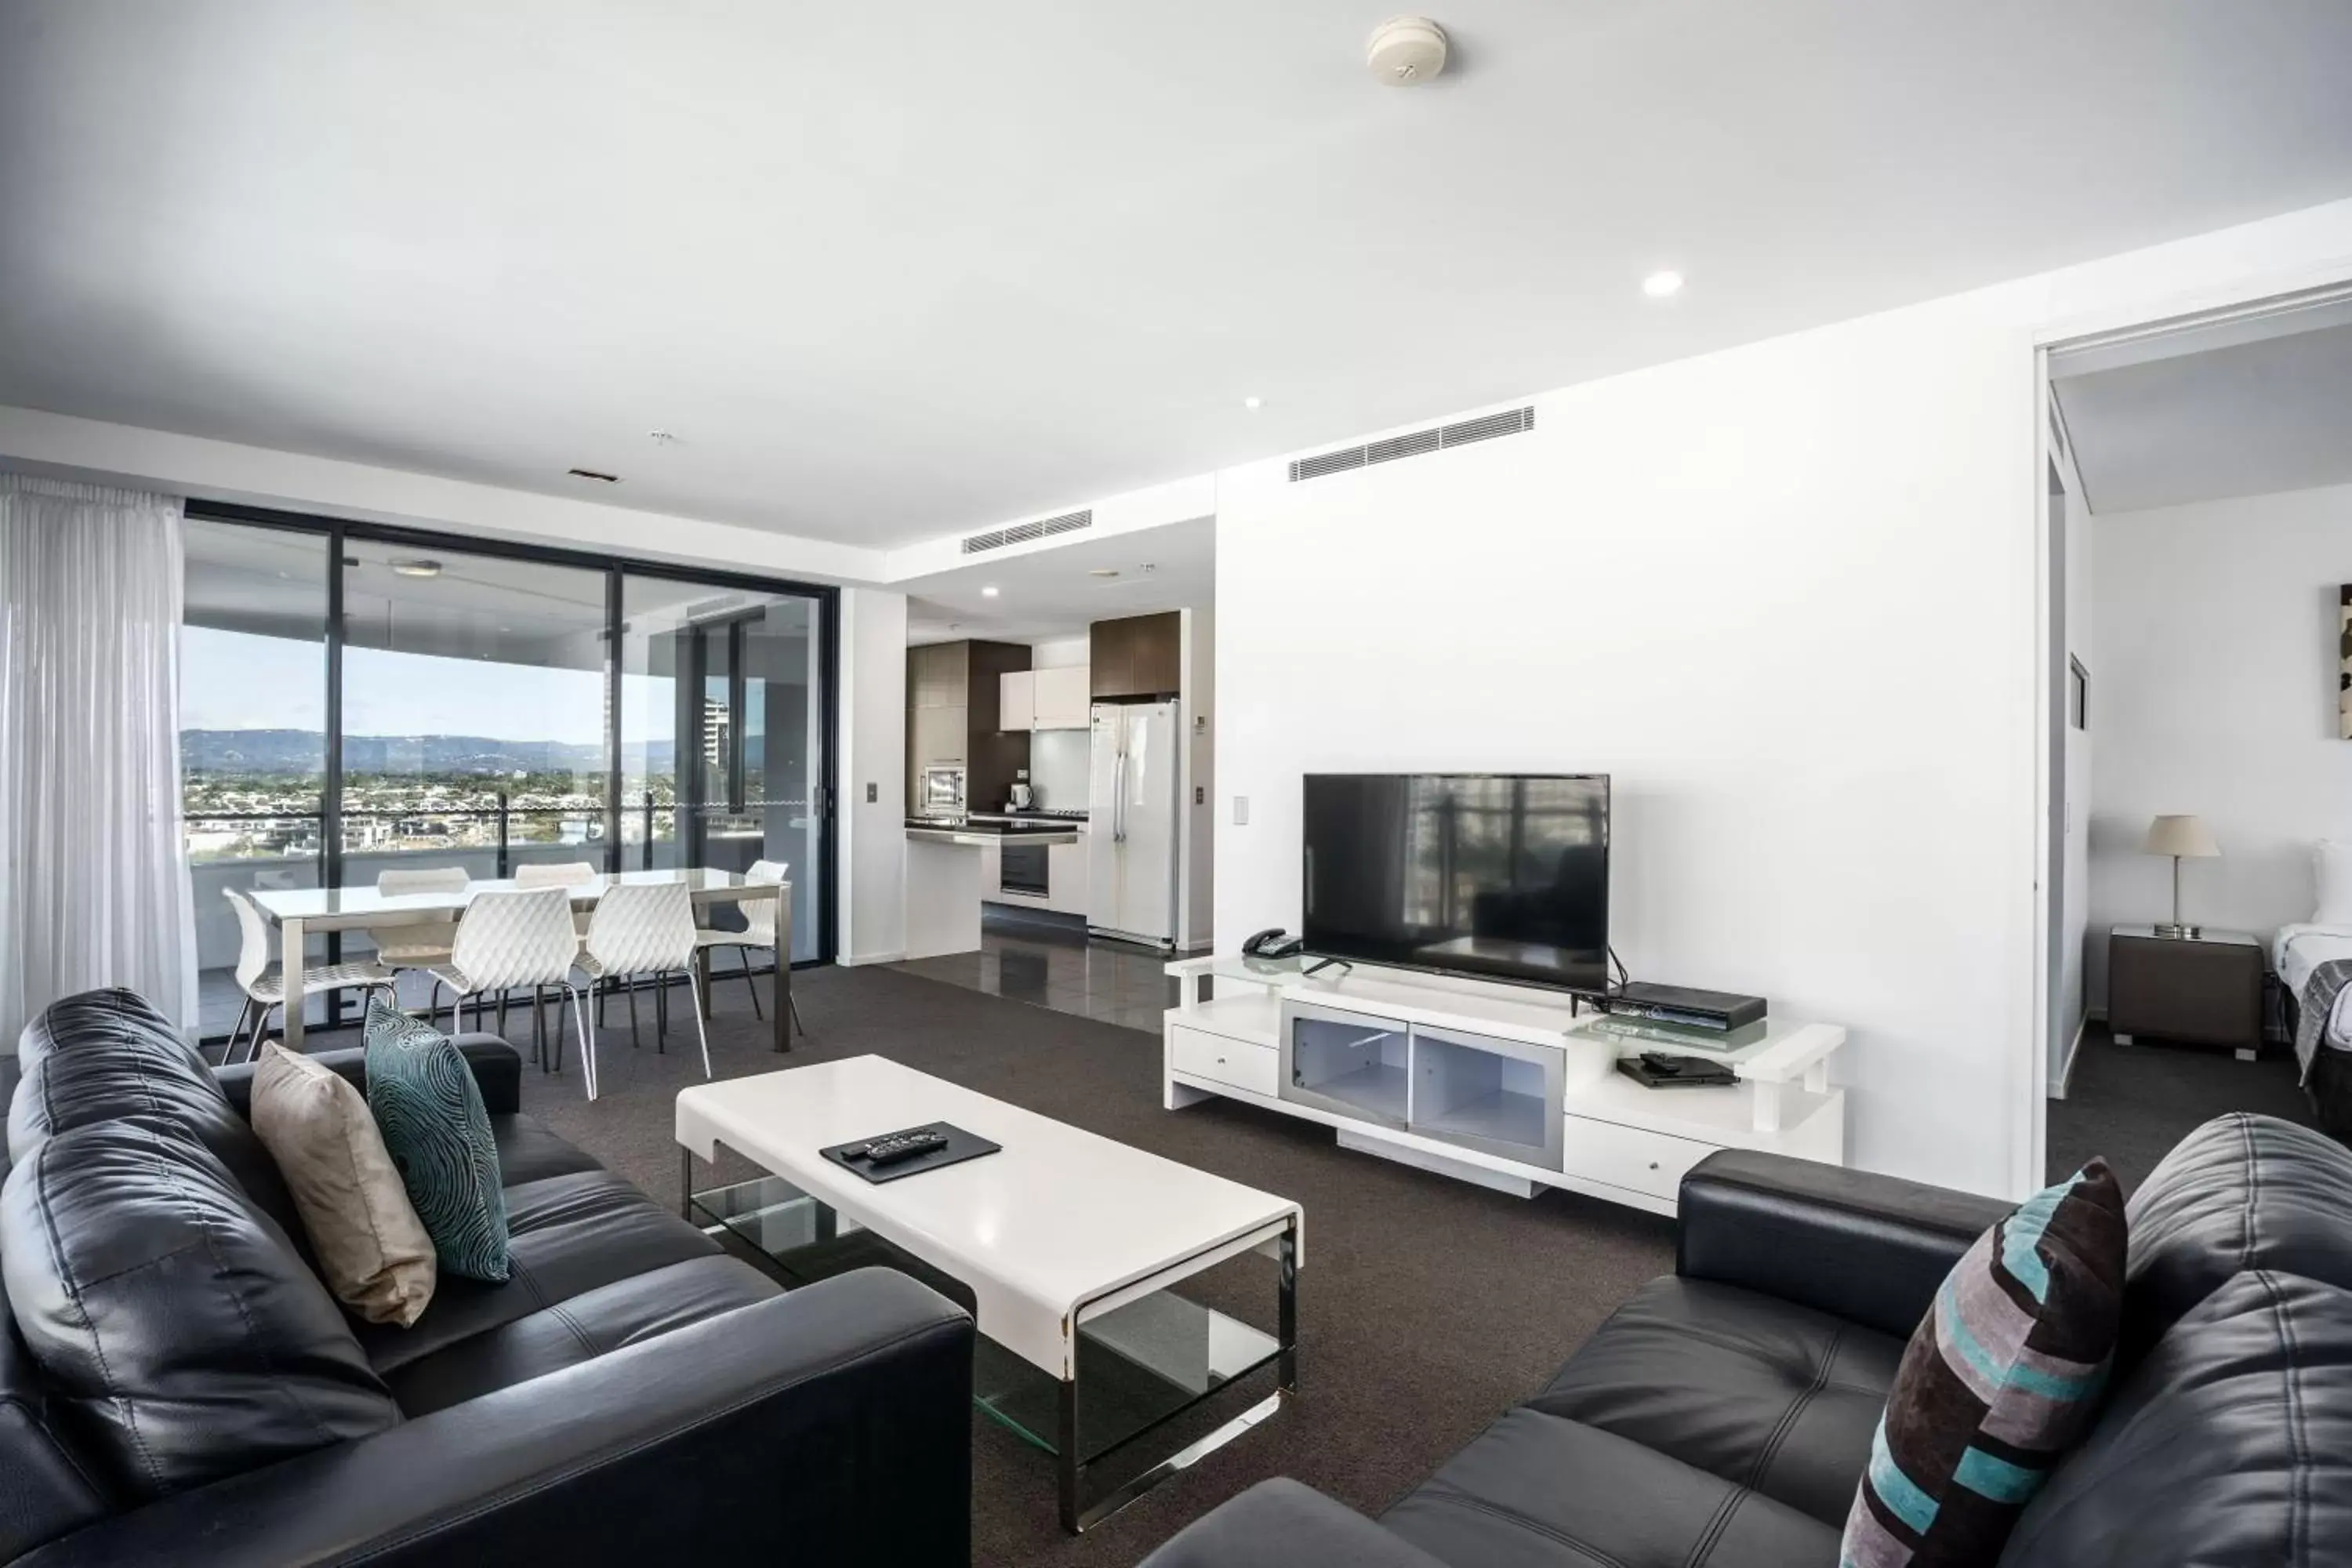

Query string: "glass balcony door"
[621, 579, 824, 963]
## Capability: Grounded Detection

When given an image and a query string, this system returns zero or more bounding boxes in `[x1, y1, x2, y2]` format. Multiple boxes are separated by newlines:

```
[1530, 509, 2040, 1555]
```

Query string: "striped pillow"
[364, 1001, 510, 1284]
[1841, 1160, 2125, 1567]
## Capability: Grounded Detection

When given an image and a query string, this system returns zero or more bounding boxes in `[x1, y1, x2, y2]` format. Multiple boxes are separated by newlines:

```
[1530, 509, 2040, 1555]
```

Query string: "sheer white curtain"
[0, 473, 195, 1047]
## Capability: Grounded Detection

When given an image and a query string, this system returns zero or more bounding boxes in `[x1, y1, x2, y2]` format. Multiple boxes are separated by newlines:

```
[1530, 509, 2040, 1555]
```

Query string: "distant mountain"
[183, 730, 675, 776]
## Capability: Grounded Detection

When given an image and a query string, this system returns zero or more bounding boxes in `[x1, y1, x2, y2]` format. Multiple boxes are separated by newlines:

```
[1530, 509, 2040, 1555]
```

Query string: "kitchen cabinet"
[910, 704, 966, 768]
[1047, 834, 1089, 914]
[999, 670, 1036, 732]
[911, 641, 967, 708]
[1032, 666, 1091, 728]
[1090, 612, 1180, 699]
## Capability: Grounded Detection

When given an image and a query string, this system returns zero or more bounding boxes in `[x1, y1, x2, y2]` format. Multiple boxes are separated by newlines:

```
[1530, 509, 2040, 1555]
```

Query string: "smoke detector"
[1367, 16, 1448, 85]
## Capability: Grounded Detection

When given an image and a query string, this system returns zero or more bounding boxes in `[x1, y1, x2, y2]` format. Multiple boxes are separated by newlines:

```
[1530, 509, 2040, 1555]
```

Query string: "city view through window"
[179, 514, 829, 1034]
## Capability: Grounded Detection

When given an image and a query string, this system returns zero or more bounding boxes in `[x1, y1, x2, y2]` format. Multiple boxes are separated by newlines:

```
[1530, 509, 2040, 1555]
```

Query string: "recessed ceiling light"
[981, 586, 1000, 597]
[1243, 396, 1263, 411]
[1089, 568, 1120, 579]
[1642, 270, 1685, 299]
[390, 558, 442, 579]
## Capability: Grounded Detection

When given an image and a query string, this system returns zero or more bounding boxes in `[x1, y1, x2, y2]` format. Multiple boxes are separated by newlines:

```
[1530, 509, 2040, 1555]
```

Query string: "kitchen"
[902, 606, 1202, 960]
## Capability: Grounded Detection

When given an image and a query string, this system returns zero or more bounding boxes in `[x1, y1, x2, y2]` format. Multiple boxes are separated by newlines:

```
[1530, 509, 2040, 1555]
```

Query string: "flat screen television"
[1301, 773, 1610, 995]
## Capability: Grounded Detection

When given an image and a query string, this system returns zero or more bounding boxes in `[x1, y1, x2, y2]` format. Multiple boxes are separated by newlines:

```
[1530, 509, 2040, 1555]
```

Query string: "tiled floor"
[887, 907, 1177, 1033]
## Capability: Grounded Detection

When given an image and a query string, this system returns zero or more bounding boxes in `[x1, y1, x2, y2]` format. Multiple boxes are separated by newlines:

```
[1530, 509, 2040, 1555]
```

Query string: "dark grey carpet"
[2047, 1022, 2321, 1192]
[497, 964, 1675, 1567]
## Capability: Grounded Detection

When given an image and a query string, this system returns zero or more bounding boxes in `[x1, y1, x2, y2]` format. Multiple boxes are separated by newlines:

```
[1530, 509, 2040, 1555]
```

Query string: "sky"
[181, 626, 657, 745]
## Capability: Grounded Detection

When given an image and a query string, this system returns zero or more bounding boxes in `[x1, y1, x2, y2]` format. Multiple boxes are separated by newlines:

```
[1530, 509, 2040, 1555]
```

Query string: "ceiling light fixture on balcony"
[390, 558, 443, 579]
[982, 586, 1000, 597]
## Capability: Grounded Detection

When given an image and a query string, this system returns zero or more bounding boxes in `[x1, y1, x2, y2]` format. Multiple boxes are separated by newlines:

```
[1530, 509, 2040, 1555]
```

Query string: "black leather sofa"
[1145, 1113, 2352, 1567]
[0, 989, 975, 1567]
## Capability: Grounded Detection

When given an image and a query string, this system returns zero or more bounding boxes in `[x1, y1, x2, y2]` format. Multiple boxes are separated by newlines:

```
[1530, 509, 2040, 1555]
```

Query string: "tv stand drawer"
[1171, 1026, 1278, 1097]
[1559, 1118, 1715, 1203]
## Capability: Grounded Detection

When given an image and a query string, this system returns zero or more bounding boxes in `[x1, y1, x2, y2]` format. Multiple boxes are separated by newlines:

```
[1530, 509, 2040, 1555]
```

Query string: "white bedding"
[2275, 924, 2352, 1066]
[2274, 924, 2352, 996]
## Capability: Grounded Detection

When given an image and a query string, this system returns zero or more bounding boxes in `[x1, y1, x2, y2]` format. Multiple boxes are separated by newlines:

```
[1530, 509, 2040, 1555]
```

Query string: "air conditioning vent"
[1289, 407, 1534, 482]
[962, 508, 1092, 554]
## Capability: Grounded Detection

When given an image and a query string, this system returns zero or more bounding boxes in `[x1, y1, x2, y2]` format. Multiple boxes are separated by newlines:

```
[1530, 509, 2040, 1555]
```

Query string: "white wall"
[839, 588, 908, 963]
[1179, 603, 1214, 949]
[2085, 481, 2352, 1009]
[1212, 198, 2352, 1200]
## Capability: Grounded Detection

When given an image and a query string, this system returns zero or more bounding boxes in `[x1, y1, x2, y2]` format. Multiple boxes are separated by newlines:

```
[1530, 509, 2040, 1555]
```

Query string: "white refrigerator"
[1087, 699, 1179, 947]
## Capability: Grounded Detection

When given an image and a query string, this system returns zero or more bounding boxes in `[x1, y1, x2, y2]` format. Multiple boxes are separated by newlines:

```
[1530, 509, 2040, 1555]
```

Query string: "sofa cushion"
[249, 1044, 437, 1327]
[8, 996, 307, 1247]
[0, 1117, 401, 1503]
[1999, 1269, 2352, 1568]
[1381, 1408, 1841, 1568]
[355, 1169, 722, 1377]
[490, 1112, 605, 1187]
[1530, 1276, 1904, 1527]
[365, 1003, 510, 1283]
[0, 1264, 108, 1562]
[13, 988, 173, 1073]
[383, 1254, 780, 1414]
[2120, 1112, 2352, 1369]
[1842, 1160, 2125, 1568]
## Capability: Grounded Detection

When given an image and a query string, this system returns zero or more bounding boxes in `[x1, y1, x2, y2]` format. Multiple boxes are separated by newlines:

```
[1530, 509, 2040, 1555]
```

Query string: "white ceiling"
[2056, 318, 2352, 514]
[5, 3, 2352, 550]
[902, 517, 1214, 644]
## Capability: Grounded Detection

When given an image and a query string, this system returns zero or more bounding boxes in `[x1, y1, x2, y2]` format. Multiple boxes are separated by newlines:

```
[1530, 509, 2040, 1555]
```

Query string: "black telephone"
[1242, 927, 1305, 960]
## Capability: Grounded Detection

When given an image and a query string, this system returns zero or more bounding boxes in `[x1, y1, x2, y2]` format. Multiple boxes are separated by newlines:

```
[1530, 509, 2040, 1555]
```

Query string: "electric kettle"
[1008, 782, 1033, 810]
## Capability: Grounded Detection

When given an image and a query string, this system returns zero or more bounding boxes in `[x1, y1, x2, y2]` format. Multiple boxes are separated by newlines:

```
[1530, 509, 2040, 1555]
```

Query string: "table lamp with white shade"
[2143, 814, 2220, 938]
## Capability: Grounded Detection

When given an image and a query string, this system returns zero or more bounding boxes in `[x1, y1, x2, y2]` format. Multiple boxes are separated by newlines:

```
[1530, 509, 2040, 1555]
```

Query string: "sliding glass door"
[181, 517, 332, 1037]
[340, 540, 612, 887]
[619, 579, 823, 960]
[178, 506, 837, 1041]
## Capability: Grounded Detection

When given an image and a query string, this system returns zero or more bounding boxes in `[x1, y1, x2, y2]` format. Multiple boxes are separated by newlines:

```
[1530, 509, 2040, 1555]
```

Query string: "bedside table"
[2107, 924, 2264, 1059]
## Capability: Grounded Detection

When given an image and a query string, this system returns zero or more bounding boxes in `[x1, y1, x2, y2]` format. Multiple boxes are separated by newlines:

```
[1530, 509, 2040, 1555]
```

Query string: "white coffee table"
[674, 1055, 1302, 1533]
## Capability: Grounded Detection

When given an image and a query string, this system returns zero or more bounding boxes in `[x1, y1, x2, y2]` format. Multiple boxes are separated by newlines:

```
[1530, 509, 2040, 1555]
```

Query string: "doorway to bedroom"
[2039, 286, 2352, 1188]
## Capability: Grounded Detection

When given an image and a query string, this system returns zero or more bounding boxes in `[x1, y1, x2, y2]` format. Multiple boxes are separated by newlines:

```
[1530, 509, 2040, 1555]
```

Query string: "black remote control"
[860, 1130, 949, 1167]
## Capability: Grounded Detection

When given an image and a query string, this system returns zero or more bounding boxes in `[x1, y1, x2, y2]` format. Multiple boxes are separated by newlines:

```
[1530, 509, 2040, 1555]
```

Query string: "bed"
[2272, 923, 2352, 1136]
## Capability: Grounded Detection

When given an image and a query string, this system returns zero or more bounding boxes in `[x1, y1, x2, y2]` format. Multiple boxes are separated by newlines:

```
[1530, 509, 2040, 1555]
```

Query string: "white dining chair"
[516, 860, 599, 934]
[426, 887, 597, 1098]
[221, 887, 397, 1064]
[694, 859, 805, 1037]
[369, 866, 467, 1018]
[579, 880, 711, 1082]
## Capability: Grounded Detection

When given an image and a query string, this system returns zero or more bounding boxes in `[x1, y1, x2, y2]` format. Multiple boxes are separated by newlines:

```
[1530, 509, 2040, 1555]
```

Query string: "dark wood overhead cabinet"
[1090, 612, 1180, 700]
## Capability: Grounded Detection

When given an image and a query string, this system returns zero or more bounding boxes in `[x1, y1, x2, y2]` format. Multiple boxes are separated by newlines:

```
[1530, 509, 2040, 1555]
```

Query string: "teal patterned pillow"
[363, 1001, 510, 1283]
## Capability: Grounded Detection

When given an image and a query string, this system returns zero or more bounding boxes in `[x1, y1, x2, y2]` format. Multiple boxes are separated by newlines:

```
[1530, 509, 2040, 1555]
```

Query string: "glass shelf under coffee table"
[677, 1057, 1301, 1534]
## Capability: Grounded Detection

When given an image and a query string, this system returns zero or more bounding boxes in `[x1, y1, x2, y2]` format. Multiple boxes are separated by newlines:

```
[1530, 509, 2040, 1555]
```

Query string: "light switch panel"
[866, 782, 877, 803]
[1232, 795, 1249, 826]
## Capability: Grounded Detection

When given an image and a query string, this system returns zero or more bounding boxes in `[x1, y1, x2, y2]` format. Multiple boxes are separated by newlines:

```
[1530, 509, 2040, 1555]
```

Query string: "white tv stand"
[1163, 955, 1846, 1216]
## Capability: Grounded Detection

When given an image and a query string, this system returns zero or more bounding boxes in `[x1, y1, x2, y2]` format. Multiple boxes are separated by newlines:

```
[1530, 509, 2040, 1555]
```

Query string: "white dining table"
[245, 868, 793, 1054]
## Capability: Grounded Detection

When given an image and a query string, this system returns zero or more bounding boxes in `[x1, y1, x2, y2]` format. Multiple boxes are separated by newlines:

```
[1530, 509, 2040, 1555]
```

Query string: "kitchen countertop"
[905, 818, 1081, 848]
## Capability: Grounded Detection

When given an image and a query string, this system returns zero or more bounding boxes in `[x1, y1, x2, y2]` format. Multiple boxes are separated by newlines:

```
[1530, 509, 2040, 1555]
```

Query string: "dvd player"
[1604, 981, 1766, 1033]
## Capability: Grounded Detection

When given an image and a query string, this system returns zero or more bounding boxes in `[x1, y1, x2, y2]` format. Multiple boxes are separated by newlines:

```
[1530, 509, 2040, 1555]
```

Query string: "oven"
[918, 765, 967, 816]
[1000, 840, 1050, 898]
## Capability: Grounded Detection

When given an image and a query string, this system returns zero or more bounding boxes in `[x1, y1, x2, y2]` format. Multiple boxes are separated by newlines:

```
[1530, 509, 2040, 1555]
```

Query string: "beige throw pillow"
[249, 1044, 437, 1327]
